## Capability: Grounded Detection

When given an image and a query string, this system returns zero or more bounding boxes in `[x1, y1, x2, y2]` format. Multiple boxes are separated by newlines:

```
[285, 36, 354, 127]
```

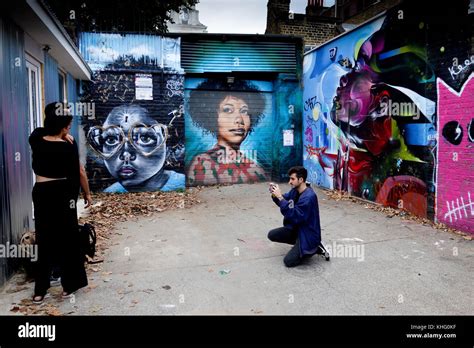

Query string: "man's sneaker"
[50, 276, 61, 287]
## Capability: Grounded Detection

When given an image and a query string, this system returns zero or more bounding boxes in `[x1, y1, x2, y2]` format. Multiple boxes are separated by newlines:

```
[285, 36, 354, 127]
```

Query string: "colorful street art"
[436, 74, 474, 233]
[185, 78, 273, 185]
[79, 33, 185, 193]
[303, 12, 437, 217]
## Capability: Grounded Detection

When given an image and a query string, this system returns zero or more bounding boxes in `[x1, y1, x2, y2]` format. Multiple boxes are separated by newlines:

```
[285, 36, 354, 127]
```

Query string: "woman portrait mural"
[185, 78, 272, 186]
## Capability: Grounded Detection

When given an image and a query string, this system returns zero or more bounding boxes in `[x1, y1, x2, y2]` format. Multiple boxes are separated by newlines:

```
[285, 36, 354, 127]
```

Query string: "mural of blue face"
[91, 105, 168, 191]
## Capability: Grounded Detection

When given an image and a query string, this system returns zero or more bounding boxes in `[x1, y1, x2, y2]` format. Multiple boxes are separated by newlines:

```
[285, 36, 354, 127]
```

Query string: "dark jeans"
[267, 226, 303, 267]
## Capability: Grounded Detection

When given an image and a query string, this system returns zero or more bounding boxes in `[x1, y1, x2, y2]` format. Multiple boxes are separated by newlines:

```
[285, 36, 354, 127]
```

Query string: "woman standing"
[187, 79, 269, 185]
[29, 102, 92, 303]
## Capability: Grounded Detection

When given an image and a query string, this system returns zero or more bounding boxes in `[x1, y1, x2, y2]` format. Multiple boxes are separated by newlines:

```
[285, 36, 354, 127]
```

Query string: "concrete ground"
[0, 183, 473, 315]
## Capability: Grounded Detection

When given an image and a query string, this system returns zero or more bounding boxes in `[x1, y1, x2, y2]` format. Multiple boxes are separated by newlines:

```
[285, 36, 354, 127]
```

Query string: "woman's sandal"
[32, 294, 48, 304]
[61, 291, 75, 299]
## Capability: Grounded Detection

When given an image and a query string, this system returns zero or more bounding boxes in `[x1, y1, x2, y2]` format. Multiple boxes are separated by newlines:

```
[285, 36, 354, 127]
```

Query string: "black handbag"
[78, 223, 97, 259]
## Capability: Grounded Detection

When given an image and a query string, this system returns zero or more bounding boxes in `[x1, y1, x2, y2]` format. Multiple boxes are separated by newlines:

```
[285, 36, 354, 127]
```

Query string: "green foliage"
[45, 0, 199, 38]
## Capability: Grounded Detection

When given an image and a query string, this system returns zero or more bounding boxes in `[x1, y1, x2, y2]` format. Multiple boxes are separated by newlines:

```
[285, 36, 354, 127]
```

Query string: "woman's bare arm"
[79, 163, 93, 208]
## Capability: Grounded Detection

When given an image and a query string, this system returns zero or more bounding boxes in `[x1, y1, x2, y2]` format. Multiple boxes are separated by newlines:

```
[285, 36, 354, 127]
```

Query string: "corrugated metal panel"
[0, 15, 33, 286]
[184, 78, 274, 185]
[181, 40, 297, 73]
[78, 32, 182, 72]
[67, 73, 79, 140]
[44, 52, 59, 104]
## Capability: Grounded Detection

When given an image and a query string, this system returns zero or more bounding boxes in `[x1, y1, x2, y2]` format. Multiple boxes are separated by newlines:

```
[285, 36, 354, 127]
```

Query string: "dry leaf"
[324, 189, 472, 237]
[90, 306, 103, 313]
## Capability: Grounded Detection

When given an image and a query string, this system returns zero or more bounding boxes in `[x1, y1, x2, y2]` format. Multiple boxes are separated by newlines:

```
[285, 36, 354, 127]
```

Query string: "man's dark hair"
[44, 102, 73, 135]
[288, 166, 307, 182]
[188, 79, 266, 136]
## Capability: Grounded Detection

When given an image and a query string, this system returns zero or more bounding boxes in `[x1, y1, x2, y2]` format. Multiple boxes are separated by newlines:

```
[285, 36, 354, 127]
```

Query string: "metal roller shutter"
[185, 78, 274, 186]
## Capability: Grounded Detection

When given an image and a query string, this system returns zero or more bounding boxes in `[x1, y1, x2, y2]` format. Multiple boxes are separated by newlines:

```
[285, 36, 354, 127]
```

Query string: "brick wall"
[279, 20, 337, 46]
[435, 75, 474, 233]
[266, 0, 290, 34]
[424, 0, 474, 233]
[266, 0, 339, 47]
[344, 0, 402, 24]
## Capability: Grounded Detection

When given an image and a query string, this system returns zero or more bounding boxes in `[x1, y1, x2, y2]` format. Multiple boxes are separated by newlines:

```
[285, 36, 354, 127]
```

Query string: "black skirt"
[32, 179, 87, 295]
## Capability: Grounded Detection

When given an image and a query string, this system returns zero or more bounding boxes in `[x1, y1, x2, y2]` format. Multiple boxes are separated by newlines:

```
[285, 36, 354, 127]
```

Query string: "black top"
[29, 127, 80, 195]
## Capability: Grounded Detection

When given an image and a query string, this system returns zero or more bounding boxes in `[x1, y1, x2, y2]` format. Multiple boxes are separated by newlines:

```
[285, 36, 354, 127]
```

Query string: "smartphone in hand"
[269, 182, 278, 194]
[269, 182, 275, 193]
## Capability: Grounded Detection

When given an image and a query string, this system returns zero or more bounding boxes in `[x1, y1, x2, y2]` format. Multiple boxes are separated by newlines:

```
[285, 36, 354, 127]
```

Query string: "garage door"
[185, 77, 274, 186]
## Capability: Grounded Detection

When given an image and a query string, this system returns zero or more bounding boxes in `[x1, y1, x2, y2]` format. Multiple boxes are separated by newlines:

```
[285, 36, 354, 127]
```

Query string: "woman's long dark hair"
[188, 79, 266, 136]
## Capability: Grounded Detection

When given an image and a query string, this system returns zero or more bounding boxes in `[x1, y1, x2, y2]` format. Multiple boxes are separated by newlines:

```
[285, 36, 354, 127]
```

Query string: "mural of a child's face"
[102, 105, 167, 187]
[216, 96, 251, 147]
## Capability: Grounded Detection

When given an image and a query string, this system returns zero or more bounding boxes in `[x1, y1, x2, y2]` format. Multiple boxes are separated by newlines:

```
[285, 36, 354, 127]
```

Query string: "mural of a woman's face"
[216, 95, 251, 147]
[101, 105, 167, 187]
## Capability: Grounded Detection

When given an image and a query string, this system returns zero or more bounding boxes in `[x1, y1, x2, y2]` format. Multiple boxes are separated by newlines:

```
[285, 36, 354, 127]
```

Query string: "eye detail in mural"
[221, 104, 249, 116]
[442, 121, 463, 145]
[103, 126, 123, 149]
[105, 135, 120, 146]
[468, 119, 473, 143]
[222, 105, 234, 114]
[132, 126, 158, 146]
[87, 123, 167, 158]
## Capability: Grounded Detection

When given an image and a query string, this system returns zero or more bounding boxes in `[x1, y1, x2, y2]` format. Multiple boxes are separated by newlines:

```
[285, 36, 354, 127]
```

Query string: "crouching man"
[268, 166, 322, 267]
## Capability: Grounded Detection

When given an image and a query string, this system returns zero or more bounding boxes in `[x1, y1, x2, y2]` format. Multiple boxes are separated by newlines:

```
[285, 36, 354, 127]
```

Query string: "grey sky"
[196, 0, 335, 34]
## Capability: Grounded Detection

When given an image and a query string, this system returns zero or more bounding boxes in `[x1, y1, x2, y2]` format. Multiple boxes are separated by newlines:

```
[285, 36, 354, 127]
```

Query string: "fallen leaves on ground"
[10, 299, 63, 316]
[78, 188, 203, 262]
[10, 188, 203, 316]
[323, 190, 472, 238]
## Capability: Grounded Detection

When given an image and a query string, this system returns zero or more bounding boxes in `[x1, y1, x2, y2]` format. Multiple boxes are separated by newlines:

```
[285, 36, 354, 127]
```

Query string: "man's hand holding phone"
[269, 182, 283, 200]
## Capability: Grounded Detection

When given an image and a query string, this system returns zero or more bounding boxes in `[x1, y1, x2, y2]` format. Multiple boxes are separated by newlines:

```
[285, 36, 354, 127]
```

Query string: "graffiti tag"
[448, 55, 474, 80]
[166, 78, 184, 98]
[304, 96, 318, 111]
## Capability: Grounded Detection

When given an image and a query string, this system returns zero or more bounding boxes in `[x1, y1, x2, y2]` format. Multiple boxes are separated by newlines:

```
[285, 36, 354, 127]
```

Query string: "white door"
[26, 57, 43, 217]
[26, 58, 42, 135]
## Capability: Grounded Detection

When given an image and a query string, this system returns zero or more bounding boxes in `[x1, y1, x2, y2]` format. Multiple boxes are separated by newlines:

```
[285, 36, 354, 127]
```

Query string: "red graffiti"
[375, 175, 427, 218]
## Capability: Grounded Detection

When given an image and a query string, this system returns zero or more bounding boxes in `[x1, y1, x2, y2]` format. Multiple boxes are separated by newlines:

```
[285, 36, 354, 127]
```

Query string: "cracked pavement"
[0, 183, 473, 315]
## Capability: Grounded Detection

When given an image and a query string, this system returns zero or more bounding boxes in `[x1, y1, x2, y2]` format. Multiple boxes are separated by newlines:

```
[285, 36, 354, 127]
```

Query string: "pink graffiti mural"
[436, 74, 474, 234]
